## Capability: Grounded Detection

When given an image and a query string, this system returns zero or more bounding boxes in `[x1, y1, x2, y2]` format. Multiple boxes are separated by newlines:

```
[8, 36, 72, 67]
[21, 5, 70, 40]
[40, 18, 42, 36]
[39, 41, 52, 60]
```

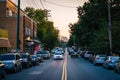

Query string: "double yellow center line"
[62, 54, 67, 80]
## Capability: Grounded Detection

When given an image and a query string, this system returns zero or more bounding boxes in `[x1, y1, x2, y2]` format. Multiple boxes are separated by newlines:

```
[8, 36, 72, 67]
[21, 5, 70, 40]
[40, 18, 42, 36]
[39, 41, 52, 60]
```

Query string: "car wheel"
[35, 62, 37, 66]
[14, 66, 17, 73]
[93, 61, 97, 66]
[37, 62, 39, 65]
[114, 68, 118, 73]
[76, 55, 78, 58]
[26, 64, 29, 68]
[20, 65, 22, 71]
[2, 70, 6, 79]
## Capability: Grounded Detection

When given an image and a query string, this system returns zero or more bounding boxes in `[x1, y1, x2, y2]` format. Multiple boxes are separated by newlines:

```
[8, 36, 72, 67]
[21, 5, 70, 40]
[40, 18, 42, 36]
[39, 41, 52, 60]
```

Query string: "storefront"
[25, 36, 41, 54]
[0, 37, 11, 54]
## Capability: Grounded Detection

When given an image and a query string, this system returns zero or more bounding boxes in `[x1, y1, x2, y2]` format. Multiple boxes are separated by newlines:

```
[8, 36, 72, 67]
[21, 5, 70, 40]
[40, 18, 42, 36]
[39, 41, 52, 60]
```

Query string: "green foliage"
[68, 0, 120, 54]
[24, 7, 59, 50]
[112, 21, 120, 51]
[24, 7, 35, 19]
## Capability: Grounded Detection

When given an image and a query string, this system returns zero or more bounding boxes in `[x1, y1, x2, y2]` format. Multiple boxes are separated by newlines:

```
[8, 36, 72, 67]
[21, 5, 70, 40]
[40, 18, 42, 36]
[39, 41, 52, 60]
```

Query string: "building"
[0, 28, 11, 54]
[0, 0, 39, 54]
[61, 36, 68, 42]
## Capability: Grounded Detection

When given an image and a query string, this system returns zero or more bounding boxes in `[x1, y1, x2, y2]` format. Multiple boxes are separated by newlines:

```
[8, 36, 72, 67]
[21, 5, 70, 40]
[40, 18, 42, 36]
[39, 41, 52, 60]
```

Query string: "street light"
[107, 0, 112, 55]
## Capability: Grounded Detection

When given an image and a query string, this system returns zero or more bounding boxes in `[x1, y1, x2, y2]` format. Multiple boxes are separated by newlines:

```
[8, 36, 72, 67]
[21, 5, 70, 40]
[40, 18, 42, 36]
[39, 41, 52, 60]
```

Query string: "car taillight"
[96, 57, 100, 59]
[108, 60, 112, 63]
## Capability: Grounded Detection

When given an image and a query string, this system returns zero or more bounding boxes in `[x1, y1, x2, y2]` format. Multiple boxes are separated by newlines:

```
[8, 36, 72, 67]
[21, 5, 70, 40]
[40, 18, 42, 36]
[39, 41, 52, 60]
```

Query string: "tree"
[24, 7, 59, 50]
[68, 0, 120, 54]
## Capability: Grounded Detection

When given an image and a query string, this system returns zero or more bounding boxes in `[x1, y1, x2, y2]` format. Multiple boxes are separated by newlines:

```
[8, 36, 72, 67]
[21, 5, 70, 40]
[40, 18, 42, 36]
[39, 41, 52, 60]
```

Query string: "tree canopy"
[24, 7, 59, 50]
[68, 0, 120, 54]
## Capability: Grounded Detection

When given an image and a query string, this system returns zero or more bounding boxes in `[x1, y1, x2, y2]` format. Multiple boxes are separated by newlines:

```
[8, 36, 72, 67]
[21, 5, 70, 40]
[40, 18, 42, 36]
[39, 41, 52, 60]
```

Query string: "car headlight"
[5, 62, 15, 68]
[32, 58, 36, 61]
[22, 59, 28, 62]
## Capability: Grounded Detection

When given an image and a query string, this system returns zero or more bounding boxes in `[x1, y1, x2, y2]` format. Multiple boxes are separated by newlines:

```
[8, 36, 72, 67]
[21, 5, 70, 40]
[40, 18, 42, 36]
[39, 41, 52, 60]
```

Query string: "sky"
[12, 0, 88, 39]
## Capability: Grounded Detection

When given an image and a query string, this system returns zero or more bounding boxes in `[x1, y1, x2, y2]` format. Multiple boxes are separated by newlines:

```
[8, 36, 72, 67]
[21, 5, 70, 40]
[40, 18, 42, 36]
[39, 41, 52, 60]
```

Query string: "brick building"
[0, 0, 39, 53]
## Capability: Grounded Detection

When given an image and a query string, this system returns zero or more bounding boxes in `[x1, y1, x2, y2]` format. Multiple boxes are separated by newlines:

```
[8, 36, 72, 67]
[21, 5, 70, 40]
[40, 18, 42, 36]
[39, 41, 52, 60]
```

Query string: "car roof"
[1, 53, 19, 55]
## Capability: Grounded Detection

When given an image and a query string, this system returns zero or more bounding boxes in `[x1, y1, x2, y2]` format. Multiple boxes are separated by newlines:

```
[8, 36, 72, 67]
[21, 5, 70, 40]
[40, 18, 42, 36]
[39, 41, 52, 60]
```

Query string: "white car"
[93, 54, 105, 65]
[84, 51, 95, 59]
[53, 51, 63, 60]
[103, 56, 120, 69]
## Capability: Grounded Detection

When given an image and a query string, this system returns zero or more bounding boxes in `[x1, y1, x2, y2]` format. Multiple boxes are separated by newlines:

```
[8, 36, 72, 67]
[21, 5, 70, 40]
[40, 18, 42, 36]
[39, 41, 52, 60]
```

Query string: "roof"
[0, 37, 11, 47]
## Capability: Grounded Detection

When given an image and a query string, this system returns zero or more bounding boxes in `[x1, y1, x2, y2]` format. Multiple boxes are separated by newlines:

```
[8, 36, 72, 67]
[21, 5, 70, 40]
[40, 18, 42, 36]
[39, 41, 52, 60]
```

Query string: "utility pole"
[108, 0, 112, 55]
[16, 0, 20, 52]
[44, 9, 51, 21]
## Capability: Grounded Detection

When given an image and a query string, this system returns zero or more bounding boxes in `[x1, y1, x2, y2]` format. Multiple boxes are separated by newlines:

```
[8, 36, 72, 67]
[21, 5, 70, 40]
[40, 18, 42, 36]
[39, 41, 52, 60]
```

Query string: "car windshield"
[20, 54, 27, 58]
[99, 55, 105, 57]
[37, 51, 48, 54]
[30, 55, 36, 58]
[0, 55, 15, 60]
[87, 52, 94, 54]
[36, 54, 41, 57]
[110, 57, 119, 60]
[55, 53, 62, 55]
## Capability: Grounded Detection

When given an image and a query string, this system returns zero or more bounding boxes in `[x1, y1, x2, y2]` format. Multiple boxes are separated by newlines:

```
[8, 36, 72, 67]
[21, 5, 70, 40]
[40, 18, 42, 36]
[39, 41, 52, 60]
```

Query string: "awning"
[25, 36, 41, 44]
[33, 39, 41, 44]
[0, 37, 11, 47]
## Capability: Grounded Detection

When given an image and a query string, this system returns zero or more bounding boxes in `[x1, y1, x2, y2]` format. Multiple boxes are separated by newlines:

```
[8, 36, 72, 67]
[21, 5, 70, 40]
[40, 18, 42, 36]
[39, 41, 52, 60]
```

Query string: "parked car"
[114, 60, 120, 73]
[0, 61, 6, 79]
[0, 53, 22, 72]
[20, 53, 32, 68]
[37, 51, 51, 59]
[53, 51, 63, 60]
[30, 55, 39, 66]
[68, 48, 74, 55]
[71, 51, 78, 58]
[93, 54, 105, 65]
[84, 51, 95, 59]
[88, 54, 95, 63]
[57, 49, 64, 54]
[80, 50, 86, 58]
[103, 56, 120, 69]
[36, 54, 43, 62]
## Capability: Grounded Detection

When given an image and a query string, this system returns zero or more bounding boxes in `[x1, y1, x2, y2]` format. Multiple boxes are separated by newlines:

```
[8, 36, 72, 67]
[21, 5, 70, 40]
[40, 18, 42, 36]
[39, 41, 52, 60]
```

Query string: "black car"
[68, 48, 74, 55]
[0, 61, 6, 79]
[36, 54, 43, 62]
[20, 53, 32, 68]
[30, 55, 39, 66]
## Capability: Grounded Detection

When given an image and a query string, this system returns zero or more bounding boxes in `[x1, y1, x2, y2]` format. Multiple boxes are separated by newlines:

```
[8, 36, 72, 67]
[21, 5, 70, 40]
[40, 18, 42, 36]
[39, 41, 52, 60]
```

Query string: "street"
[5, 58, 63, 80]
[4, 51, 120, 80]
[67, 54, 120, 80]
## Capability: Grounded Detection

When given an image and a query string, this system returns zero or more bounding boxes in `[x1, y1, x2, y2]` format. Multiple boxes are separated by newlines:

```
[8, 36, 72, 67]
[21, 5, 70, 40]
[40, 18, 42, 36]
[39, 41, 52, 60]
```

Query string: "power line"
[33, 0, 39, 9]
[39, 0, 45, 9]
[21, 0, 31, 7]
[44, 0, 76, 8]
[27, 0, 34, 8]
[41, 0, 48, 9]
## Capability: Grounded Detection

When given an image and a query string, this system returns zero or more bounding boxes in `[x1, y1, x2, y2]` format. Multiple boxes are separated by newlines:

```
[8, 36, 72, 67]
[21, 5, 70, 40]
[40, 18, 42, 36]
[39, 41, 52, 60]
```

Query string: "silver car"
[37, 51, 51, 59]
[0, 53, 22, 72]
[103, 56, 120, 69]
[93, 54, 105, 65]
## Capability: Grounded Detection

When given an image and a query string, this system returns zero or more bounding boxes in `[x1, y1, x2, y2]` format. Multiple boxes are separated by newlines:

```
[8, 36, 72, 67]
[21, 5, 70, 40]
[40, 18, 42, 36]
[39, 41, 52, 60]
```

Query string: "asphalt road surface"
[5, 58, 63, 80]
[67, 55, 120, 80]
